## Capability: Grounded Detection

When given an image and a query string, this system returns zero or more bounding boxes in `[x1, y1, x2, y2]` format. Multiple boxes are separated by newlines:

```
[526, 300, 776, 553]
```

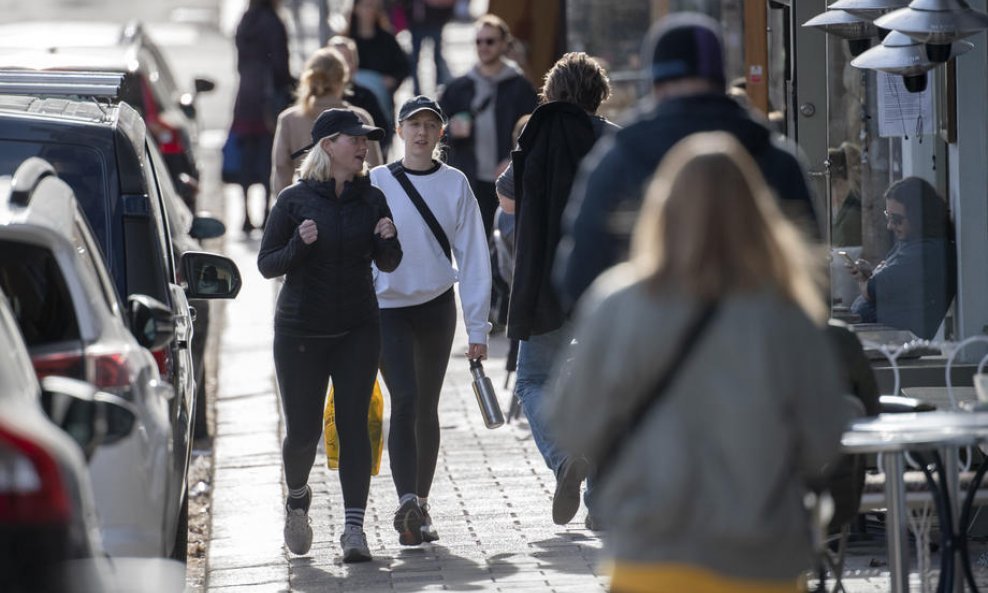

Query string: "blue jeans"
[515, 327, 594, 507]
[410, 23, 450, 95]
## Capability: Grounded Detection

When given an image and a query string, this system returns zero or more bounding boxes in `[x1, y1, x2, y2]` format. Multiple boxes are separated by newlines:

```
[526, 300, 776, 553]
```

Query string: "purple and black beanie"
[644, 12, 726, 88]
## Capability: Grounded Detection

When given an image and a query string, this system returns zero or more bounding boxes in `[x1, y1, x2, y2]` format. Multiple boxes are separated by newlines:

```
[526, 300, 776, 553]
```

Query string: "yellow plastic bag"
[324, 378, 384, 475]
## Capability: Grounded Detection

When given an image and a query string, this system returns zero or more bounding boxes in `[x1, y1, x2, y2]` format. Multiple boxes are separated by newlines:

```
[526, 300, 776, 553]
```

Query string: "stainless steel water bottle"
[470, 359, 505, 429]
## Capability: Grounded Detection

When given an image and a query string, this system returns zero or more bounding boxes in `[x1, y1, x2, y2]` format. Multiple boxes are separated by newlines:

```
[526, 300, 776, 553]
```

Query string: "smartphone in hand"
[837, 251, 857, 269]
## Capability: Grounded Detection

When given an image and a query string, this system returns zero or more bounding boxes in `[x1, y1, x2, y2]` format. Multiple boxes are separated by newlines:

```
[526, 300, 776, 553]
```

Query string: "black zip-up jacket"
[258, 175, 402, 335]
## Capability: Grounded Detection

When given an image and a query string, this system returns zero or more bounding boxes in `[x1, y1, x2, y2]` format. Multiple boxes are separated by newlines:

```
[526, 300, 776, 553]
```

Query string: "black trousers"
[471, 179, 498, 238]
[379, 289, 456, 498]
[273, 321, 379, 509]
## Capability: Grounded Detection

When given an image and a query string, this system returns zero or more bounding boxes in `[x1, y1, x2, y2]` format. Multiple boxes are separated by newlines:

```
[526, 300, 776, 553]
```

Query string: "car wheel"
[193, 360, 209, 440]
[171, 485, 189, 562]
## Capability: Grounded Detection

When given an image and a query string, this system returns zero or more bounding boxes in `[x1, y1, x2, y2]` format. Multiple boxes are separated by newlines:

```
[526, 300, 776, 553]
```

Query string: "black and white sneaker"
[420, 503, 439, 543]
[393, 498, 424, 546]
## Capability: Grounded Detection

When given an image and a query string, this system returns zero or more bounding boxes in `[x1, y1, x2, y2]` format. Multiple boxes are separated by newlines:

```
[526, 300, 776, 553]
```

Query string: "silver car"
[0, 159, 185, 558]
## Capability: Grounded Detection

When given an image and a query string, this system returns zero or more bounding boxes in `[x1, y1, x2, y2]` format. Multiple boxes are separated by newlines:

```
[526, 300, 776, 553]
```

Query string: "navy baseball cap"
[291, 108, 384, 159]
[644, 12, 726, 87]
[398, 95, 446, 123]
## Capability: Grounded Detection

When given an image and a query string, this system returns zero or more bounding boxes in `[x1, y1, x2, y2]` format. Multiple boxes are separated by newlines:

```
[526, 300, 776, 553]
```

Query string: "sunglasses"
[475, 37, 499, 47]
[884, 210, 906, 226]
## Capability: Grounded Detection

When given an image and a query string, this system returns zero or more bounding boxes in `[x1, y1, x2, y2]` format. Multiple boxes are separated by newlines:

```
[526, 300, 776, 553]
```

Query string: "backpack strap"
[387, 161, 452, 262]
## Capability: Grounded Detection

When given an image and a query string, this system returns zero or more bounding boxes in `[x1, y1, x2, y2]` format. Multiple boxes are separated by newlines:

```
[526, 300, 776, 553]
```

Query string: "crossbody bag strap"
[388, 161, 452, 262]
[595, 299, 721, 484]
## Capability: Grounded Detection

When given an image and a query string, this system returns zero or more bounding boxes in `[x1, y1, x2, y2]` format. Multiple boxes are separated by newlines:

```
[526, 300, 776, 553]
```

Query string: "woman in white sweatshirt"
[369, 95, 492, 547]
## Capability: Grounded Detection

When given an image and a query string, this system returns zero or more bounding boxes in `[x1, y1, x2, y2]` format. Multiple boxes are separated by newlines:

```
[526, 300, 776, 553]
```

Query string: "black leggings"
[274, 322, 380, 509]
[379, 289, 456, 498]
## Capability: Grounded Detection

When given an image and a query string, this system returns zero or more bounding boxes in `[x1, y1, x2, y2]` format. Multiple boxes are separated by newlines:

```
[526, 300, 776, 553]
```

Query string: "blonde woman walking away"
[550, 132, 850, 593]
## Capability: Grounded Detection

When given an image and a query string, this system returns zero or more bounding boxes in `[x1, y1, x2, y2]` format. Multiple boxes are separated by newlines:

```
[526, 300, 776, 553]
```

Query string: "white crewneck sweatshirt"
[370, 162, 492, 345]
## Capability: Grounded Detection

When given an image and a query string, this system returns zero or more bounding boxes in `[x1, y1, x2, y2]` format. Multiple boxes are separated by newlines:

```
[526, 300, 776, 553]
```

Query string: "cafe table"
[842, 411, 988, 593]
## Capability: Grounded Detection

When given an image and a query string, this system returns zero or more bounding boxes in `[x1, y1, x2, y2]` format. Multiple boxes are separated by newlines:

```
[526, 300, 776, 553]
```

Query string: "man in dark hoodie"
[439, 13, 537, 236]
[555, 12, 818, 306]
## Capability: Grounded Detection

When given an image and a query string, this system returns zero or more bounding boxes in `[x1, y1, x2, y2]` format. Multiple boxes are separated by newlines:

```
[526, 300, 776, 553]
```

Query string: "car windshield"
[0, 140, 110, 248]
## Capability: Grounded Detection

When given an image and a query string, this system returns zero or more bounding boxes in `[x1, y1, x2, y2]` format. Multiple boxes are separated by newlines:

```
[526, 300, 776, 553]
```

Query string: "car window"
[145, 143, 177, 278]
[0, 296, 38, 401]
[0, 140, 111, 250]
[72, 212, 123, 318]
[147, 142, 192, 235]
[0, 239, 80, 347]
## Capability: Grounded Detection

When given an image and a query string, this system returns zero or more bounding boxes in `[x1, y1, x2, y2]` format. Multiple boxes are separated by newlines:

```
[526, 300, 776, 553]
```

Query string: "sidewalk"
[204, 190, 607, 592]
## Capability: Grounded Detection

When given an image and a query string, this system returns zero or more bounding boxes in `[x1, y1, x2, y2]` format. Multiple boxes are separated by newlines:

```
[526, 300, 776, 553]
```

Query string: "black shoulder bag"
[595, 300, 721, 484]
[387, 161, 452, 262]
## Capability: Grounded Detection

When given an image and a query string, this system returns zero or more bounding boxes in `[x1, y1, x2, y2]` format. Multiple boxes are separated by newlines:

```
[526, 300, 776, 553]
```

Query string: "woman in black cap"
[369, 95, 491, 546]
[258, 108, 402, 563]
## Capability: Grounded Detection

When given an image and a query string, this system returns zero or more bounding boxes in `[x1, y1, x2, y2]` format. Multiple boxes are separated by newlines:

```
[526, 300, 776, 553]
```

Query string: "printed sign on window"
[877, 71, 934, 138]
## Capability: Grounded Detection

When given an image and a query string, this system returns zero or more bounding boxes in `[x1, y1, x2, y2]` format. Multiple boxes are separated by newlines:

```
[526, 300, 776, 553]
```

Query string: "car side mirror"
[40, 376, 138, 460]
[181, 251, 242, 299]
[194, 77, 216, 94]
[127, 294, 175, 350]
[190, 214, 226, 240]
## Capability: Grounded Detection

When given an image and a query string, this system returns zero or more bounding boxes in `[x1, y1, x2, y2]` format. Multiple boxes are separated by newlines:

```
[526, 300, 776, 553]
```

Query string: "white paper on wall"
[877, 71, 935, 139]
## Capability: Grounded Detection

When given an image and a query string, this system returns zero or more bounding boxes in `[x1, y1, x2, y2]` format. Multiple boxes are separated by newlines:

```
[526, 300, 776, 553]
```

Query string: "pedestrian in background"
[495, 51, 617, 530]
[370, 95, 491, 547]
[439, 14, 537, 236]
[271, 47, 383, 198]
[258, 108, 402, 563]
[287, 0, 330, 48]
[346, 0, 410, 133]
[405, 0, 454, 95]
[231, 0, 294, 234]
[556, 12, 818, 308]
[327, 35, 395, 156]
[848, 176, 956, 339]
[550, 132, 847, 593]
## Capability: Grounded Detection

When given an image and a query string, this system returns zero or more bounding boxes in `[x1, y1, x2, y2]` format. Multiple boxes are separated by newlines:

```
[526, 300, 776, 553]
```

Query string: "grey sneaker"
[283, 509, 313, 555]
[420, 503, 439, 543]
[552, 457, 588, 525]
[340, 525, 372, 563]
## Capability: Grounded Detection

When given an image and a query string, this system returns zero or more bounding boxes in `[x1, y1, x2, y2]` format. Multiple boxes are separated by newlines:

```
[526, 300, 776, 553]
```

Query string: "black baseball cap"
[398, 95, 446, 123]
[291, 108, 384, 159]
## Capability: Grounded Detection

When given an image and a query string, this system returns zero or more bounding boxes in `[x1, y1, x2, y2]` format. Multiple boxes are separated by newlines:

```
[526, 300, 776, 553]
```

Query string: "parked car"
[150, 144, 226, 438]
[0, 289, 187, 593]
[0, 157, 191, 560]
[0, 280, 138, 593]
[0, 79, 241, 558]
[0, 19, 215, 210]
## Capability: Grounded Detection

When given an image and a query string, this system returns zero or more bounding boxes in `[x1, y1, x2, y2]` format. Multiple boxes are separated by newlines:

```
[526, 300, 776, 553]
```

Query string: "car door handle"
[177, 340, 190, 350]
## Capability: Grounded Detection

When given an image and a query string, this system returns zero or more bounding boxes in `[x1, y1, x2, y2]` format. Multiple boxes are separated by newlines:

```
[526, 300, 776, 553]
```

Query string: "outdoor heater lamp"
[803, 9, 882, 56]
[851, 30, 973, 91]
[829, 0, 910, 21]
[875, 0, 988, 62]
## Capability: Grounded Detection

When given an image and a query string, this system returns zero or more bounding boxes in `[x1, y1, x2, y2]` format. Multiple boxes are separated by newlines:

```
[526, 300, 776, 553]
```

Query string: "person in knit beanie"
[556, 12, 820, 308]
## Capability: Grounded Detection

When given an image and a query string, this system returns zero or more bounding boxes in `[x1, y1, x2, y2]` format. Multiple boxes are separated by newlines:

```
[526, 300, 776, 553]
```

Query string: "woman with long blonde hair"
[550, 132, 848, 593]
[271, 47, 383, 198]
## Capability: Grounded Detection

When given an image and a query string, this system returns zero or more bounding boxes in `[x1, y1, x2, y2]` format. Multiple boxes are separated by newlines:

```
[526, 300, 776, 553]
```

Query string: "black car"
[0, 75, 240, 558]
[0, 20, 215, 210]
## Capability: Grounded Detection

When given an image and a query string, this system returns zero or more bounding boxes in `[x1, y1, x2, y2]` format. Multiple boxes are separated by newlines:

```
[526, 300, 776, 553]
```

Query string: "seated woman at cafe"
[848, 177, 956, 339]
